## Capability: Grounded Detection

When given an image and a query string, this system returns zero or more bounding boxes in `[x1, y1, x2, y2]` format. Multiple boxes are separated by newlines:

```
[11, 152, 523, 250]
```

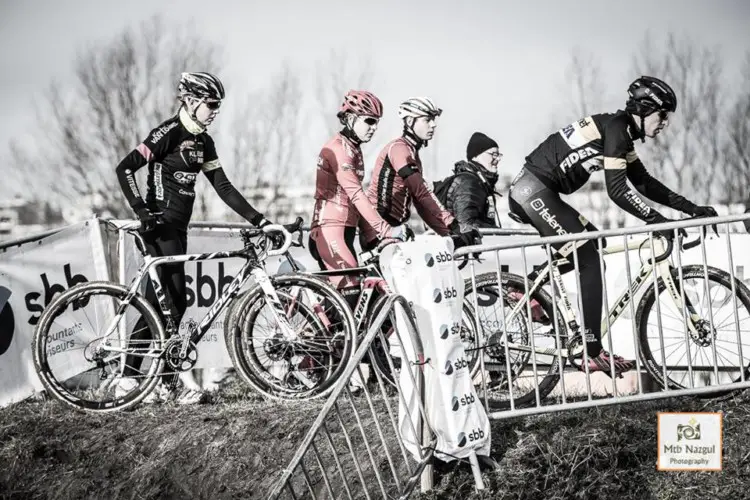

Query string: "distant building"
[0, 198, 25, 237]
[0, 197, 54, 243]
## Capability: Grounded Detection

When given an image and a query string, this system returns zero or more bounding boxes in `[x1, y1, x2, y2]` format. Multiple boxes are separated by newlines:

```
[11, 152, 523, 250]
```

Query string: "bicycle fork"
[251, 268, 298, 339]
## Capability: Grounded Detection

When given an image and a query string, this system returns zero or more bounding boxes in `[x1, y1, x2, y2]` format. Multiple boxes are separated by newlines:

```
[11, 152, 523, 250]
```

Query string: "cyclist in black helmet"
[114, 72, 279, 403]
[508, 76, 717, 376]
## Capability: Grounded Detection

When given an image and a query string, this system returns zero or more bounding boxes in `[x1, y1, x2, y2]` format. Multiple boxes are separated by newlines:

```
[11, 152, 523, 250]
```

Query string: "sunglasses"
[657, 110, 670, 121]
[362, 117, 380, 126]
[204, 100, 222, 110]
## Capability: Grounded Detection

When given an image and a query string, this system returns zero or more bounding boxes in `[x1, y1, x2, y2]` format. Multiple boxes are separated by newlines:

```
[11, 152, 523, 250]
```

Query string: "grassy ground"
[1, 381, 748, 500]
[422, 392, 750, 500]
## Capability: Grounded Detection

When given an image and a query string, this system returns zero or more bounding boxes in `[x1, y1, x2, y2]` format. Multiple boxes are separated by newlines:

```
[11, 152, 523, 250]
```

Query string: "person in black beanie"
[434, 131, 503, 231]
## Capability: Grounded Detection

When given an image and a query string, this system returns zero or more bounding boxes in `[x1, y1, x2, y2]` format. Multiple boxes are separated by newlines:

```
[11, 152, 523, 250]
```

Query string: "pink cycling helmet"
[338, 90, 383, 118]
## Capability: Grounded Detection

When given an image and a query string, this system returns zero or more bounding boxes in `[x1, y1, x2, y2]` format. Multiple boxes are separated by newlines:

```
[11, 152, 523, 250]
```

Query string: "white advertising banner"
[0, 219, 110, 407]
[381, 236, 491, 462]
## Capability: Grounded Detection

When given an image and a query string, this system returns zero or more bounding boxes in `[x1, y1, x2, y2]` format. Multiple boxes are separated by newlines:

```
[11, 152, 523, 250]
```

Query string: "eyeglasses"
[362, 117, 379, 126]
[488, 151, 503, 160]
[204, 100, 222, 110]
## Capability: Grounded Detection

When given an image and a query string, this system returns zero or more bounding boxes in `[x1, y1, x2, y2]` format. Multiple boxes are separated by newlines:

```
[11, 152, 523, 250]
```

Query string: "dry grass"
[2, 380, 749, 500]
[421, 391, 750, 500]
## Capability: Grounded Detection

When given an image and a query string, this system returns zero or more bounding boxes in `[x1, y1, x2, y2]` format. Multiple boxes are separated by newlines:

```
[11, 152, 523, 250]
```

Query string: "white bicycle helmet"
[398, 97, 442, 120]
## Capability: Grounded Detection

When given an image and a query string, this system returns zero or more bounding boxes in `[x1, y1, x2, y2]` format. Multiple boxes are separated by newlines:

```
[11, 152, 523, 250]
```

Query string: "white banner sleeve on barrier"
[0, 219, 110, 407]
[381, 236, 491, 462]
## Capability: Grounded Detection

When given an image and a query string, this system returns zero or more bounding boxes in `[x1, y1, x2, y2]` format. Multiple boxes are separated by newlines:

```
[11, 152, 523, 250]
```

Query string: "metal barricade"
[455, 214, 750, 420]
[268, 294, 438, 500]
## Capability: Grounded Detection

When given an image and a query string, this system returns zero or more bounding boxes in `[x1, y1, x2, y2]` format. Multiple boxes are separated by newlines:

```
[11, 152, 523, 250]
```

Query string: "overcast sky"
[1, 0, 749, 195]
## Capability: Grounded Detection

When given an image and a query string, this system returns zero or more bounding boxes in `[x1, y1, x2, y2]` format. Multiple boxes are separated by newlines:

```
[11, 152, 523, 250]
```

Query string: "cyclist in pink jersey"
[360, 96, 480, 250]
[309, 90, 411, 307]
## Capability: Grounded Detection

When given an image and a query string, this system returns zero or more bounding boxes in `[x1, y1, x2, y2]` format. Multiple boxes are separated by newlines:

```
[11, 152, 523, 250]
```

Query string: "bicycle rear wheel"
[32, 281, 166, 412]
[637, 265, 750, 396]
[225, 274, 356, 400]
[466, 272, 567, 410]
[369, 293, 480, 389]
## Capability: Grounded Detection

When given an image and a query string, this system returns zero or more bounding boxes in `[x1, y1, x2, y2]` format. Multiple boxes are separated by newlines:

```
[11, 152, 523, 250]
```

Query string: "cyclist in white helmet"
[360, 97, 479, 250]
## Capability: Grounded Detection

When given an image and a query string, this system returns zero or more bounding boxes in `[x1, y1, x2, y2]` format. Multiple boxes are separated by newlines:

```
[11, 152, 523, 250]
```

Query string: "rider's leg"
[309, 226, 361, 309]
[509, 170, 635, 374]
[123, 226, 187, 378]
[509, 171, 604, 355]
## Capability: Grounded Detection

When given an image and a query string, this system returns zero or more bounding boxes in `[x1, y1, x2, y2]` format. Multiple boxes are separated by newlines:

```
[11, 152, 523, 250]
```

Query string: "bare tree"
[720, 51, 750, 204]
[314, 49, 376, 139]
[219, 64, 304, 221]
[630, 31, 725, 203]
[8, 15, 222, 219]
[563, 46, 606, 119]
[553, 48, 608, 209]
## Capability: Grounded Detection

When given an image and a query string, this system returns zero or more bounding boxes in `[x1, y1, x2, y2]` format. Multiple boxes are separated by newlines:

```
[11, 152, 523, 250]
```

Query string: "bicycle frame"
[302, 262, 390, 335]
[499, 236, 701, 358]
[101, 230, 297, 360]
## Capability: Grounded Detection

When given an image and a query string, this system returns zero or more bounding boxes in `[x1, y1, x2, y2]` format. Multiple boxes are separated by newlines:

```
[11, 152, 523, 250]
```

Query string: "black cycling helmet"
[625, 76, 677, 117]
[177, 72, 225, 101]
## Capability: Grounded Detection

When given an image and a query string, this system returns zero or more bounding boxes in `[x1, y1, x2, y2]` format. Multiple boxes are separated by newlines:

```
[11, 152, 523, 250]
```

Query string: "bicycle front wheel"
[637, 265, 750, 393]
[225, 274, 356, 400]
[32, 281, 166, 412]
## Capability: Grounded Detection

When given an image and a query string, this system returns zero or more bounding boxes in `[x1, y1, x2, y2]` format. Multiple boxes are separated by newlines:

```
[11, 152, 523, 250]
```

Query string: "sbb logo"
[433, 287, 458, 303]
[0, 286, 14, 355]
[24, 264, 89, 326]
[439, 322, 461, 339]
[457, 428, 486, 447]
[435, 252, 453, 263]
[451, 393, 476, 411]
[424, 252, 453, 267]
[443, 357, 468, 375]
[185, 262, 233, 308]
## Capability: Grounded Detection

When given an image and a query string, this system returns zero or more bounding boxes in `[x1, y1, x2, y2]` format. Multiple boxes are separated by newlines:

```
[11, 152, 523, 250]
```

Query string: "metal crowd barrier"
[454, 213, 750, 420]
[267, 294, 442, 499]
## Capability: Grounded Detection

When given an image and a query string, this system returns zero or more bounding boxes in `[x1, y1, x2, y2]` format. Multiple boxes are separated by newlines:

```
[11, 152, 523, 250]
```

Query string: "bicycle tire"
[369, 291, 481, 389]
[32, 281, 166, 412]
[468, 272, 567, 411]
[636, 265, 750, 397]
[224, 274, 356, 400]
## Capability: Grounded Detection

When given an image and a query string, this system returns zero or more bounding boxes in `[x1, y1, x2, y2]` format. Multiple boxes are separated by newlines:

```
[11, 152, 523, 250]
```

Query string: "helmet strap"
[183, 97, 210, 128]
[403, 118, 428, 149]
[341, 118, 362, 144]
[638, 115, 646, 143]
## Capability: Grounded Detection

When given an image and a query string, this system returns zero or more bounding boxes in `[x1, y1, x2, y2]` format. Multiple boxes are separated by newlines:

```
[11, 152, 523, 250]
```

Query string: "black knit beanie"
[466, 132, 499, 160]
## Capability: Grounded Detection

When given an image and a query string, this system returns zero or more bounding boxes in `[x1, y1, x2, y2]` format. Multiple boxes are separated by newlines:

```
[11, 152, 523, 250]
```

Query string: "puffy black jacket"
[443, 161, 500, 229]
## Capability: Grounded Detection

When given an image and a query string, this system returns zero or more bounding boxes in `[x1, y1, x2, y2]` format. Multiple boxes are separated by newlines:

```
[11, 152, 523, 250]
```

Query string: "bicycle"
[225, 234, 484, 392]
[468, 228, 750, 410]
[32, 218, 356, 412]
